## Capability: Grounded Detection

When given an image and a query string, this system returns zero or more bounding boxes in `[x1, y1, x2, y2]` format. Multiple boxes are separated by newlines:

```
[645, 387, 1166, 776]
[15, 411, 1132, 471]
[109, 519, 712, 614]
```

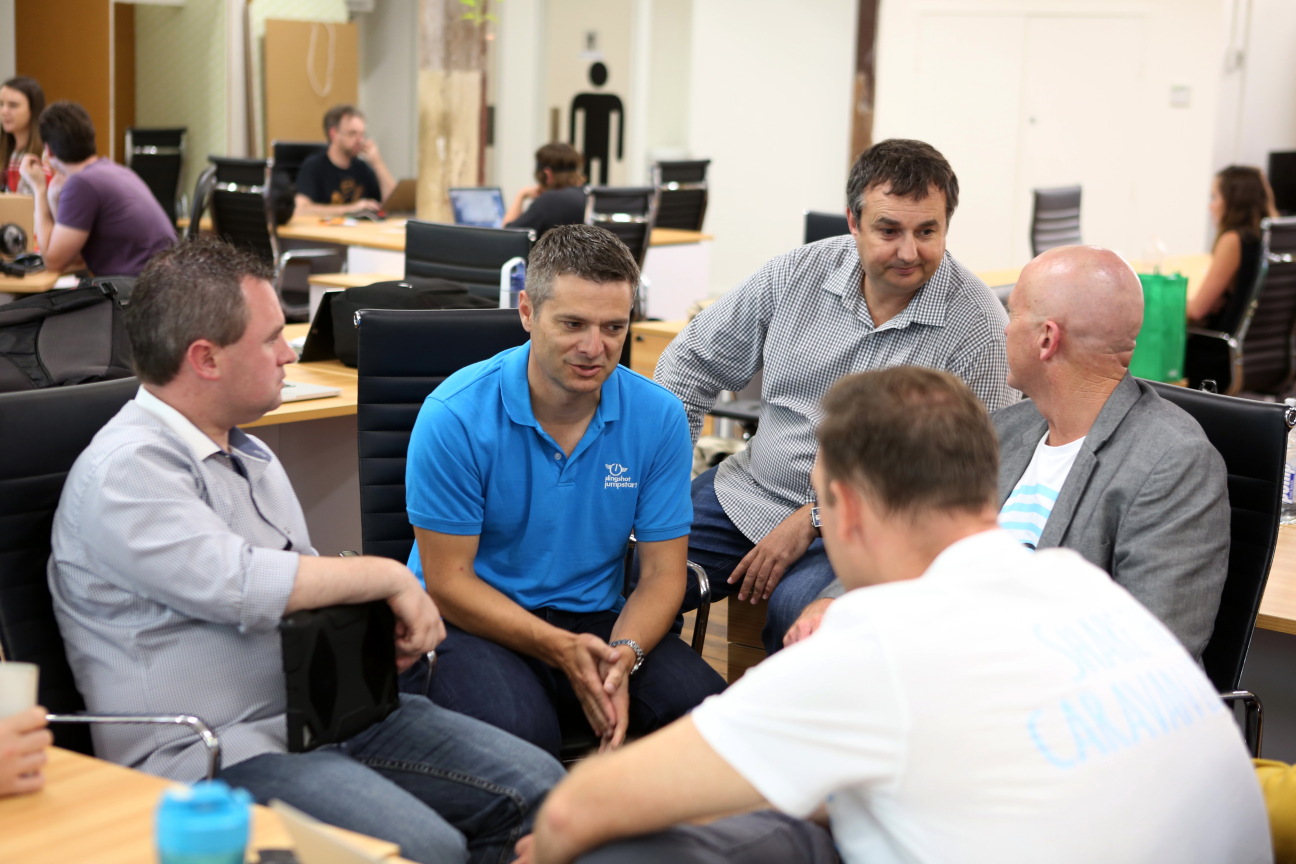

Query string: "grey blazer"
[993, 374, 1230, 660]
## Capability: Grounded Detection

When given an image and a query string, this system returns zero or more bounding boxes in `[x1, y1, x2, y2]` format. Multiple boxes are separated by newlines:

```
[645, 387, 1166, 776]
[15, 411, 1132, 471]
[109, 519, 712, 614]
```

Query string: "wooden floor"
[684, 599, 729, 680]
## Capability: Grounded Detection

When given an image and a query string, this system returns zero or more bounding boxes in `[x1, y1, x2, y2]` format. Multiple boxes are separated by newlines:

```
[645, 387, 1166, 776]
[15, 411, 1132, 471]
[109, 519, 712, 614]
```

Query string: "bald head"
[1010, 245, 1143, 371]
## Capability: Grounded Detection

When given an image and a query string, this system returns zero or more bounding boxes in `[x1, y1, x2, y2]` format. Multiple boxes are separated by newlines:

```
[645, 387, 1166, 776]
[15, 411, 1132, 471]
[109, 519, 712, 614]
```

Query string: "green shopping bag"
[1128, 271, 1187, 382]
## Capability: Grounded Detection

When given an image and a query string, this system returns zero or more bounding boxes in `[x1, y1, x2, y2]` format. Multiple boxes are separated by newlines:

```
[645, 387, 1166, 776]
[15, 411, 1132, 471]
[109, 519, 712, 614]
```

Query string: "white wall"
[1213, 0, 1296, 169]
[358, 0, 419, 180]
[688, 0, 858, 295]
[875, 0, 1224, 271]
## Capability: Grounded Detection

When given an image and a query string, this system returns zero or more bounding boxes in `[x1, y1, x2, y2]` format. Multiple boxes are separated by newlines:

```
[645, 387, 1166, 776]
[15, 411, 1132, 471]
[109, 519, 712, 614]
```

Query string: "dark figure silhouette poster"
[569, 62, 623, 185]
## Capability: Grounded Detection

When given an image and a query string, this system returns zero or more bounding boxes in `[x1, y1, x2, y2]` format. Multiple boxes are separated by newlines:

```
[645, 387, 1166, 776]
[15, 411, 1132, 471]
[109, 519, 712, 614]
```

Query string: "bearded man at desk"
[47, 237, 563, 864]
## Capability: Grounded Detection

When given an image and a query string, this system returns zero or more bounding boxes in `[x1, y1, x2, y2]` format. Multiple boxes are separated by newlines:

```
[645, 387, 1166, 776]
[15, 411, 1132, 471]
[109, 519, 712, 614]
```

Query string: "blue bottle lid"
[156, 780, 253, 855]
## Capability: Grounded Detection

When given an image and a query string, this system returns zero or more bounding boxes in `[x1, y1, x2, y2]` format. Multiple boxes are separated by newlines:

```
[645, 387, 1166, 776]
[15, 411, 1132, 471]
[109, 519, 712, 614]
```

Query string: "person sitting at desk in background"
[1, 76, 49, 195]
[0, 706, 51, 797]
[654, 138, 1017, 656]
[519, 366, 1270, 864]
[402, 224, 726, 759]
[794, 245, 1230, 662]
[503, 143, 589, 238]
[294, 105, 396, 218]
[19, 101, 174, 278]
[46, 238, 564, 864]
[1186, 165, 1277, 327]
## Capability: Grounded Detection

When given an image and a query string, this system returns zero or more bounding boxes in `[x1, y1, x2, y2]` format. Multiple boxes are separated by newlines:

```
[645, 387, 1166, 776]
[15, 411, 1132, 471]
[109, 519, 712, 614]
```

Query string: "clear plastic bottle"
[1283, 398, 1296, 525]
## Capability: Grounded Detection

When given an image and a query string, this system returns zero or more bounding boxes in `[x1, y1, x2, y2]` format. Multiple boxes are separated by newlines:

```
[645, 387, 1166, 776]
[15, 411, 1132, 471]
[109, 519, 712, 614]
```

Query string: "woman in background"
[503, 142, 588, 238]
[0, 76, 47, 195]
[1187, 165, 1277, 327]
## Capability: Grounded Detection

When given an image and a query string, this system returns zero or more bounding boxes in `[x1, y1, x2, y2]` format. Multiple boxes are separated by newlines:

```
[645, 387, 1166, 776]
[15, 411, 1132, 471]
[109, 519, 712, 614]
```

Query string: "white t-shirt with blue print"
[999, 432, 1086, 549]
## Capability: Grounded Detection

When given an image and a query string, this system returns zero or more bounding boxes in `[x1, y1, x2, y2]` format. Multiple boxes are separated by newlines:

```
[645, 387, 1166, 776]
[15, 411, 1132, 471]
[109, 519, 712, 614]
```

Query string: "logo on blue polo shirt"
[604, 463, 637, 489]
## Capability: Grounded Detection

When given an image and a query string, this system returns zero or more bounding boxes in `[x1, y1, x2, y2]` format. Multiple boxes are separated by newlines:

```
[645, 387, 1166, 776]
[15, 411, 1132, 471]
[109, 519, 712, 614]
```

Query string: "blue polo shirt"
[405, 343, 693, 613]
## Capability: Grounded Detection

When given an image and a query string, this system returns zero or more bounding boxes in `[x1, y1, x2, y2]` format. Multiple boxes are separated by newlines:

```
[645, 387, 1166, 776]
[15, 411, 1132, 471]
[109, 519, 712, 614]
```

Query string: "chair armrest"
[46, 712, 222, 779]
[687, 560, 711, 655]
[1221, 690, 1263, 757]
[279, 248, 348, 274]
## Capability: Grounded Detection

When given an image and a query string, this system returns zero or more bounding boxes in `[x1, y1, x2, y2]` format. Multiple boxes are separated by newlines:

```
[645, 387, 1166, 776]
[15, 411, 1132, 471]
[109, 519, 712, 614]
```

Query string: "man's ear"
[827, 478, 867, 542]
[518, 291, 535, 333]
[1038, 320, 1062, 362]
[846, 207, 860, 237]
[185, 339, 221, 382]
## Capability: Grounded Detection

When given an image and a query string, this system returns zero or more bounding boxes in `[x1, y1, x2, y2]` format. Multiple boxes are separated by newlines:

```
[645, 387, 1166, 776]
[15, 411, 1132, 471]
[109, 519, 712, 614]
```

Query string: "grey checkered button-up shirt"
[656, 235, 1017, 543]
[48, 388, 309, 780]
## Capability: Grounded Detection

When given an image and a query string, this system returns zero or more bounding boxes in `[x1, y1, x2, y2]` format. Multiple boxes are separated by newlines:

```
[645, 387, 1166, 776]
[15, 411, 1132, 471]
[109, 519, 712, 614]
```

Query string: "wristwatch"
[810, 505, 822, 534]
[609, 638, 645, 675]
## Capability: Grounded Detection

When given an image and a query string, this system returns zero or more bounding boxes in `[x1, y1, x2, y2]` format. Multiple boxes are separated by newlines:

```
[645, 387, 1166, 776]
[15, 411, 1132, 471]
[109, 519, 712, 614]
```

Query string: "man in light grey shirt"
[656, 139, 1016, 653]
[47, 237, 563, 864]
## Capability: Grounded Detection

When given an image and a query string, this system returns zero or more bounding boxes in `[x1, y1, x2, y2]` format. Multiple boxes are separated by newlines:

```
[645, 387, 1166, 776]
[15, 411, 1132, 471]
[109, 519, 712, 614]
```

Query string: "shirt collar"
[499, 341, 621, 428]
[134, 386, 224, 461]
[134, 386, 272, 464]
[823, 248, 957, 330]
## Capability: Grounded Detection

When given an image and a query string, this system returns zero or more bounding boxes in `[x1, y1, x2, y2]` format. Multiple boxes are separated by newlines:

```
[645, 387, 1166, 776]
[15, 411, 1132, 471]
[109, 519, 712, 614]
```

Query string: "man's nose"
[897, 232, 918, 262]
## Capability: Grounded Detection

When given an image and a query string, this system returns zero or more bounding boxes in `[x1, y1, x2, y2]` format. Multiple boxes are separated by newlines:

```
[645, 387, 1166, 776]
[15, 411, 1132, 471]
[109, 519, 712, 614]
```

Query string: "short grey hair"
[525, 224, 639, 311]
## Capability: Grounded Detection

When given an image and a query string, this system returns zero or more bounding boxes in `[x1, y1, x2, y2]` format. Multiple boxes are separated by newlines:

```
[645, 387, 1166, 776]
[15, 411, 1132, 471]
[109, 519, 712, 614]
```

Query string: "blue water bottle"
[156, 780, 252, 864]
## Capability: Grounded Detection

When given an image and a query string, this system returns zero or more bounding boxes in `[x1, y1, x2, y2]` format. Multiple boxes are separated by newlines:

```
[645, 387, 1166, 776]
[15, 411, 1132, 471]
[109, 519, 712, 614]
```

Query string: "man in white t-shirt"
[795, 245, 1229, 661]
[515, 366, 1269, 864]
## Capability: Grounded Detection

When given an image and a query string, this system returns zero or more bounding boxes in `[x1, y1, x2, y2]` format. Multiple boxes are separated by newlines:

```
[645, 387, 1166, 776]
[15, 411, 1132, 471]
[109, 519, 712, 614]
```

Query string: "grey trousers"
[575, 811, 840, 864]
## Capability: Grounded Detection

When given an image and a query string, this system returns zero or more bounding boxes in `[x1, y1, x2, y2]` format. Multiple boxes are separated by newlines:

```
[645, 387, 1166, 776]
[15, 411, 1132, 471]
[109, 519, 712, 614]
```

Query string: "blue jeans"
[218, 695, 564, 864]
[575, 810, 840, 864]
[684, 467, 838, 654]
[403, 609, 726, 758]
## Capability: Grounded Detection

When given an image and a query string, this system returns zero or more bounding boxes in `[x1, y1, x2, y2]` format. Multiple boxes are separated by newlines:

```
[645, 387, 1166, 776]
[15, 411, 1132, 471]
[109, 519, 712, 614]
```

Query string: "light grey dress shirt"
[656, 235, 1017, 542]
[48, 388, 310, 780]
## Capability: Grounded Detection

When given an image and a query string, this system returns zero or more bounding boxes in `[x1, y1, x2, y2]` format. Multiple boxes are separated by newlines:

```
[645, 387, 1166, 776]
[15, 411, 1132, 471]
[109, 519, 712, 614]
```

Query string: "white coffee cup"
[0, 662, 39, 718]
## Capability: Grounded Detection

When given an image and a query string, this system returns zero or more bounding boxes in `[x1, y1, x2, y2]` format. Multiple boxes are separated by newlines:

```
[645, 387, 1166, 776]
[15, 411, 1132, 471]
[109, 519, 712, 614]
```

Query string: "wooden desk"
[278, 216, 712, 251]
[0, 748, 406, 864]
[0, 269, 60, 295]
[1259, 525, 1296, 635]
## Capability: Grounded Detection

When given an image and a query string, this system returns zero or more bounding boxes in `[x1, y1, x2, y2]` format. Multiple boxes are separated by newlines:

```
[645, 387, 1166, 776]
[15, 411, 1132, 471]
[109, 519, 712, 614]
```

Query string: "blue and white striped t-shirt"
[999, 432, 1086, 549]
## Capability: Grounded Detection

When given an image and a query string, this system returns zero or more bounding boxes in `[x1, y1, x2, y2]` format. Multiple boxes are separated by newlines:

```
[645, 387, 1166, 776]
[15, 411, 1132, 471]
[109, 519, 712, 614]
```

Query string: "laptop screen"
[448, 187, 506, 228]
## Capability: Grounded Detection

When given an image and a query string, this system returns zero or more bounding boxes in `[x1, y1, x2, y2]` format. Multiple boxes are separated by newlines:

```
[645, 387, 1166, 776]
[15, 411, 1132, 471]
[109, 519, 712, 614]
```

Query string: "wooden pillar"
[850, 0, 880, 162]
[417, 0, 489, 222]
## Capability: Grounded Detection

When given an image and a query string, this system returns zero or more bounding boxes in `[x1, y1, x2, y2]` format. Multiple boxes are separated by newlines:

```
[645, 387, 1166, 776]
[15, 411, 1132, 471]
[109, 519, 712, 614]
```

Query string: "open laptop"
[281, 380, 342, 403]
[448, 186, 506, 228]
[344, 179, 417, 220]
[269, 799, 389, 864]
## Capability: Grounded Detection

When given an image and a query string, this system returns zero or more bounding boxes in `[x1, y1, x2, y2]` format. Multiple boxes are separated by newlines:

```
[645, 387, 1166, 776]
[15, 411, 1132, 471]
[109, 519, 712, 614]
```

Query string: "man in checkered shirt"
[656, 139, 1017, 653]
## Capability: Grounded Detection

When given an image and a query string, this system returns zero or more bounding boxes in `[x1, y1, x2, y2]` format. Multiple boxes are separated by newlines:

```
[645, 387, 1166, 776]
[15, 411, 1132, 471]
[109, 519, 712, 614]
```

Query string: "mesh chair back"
[404, 221, 535, 301]
[0, 377, 139, 753]
[126, 127, 186, 225]
[1030, 185, 1082, 256]
[356, 309, 529, 561]
[1236, 217, 1296, 394]
[271, 141, 327, 186]
[1147, 381, 1287, 691]
[585, 186, 658, 268]
[652, 160, 709, 231]
[208, 157, 277, 265]
[804, 210, 850, 244]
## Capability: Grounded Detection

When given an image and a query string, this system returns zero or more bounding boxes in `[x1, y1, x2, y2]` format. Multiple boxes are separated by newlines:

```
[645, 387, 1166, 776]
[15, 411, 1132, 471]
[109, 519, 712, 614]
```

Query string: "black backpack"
[0, 282, 134, 392]
[302, 278, 497, 367]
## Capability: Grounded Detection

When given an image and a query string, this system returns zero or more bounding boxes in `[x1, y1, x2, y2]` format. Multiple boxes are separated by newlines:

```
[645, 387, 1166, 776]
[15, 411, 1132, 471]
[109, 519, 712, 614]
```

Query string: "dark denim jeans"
[403, 608, 726, 758]
[576, 810, 840, 864]
[684, 467, 839, 654]
[218, 695, 564, 864]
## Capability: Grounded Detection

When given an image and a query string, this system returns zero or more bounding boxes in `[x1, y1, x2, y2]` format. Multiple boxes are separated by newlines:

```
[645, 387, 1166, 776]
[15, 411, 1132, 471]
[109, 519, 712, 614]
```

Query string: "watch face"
[811, 506, 822, 529]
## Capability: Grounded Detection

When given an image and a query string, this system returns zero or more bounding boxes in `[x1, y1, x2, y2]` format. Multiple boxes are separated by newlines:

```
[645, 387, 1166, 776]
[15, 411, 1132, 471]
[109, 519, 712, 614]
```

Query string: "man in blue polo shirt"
[402, 224, 726, 758]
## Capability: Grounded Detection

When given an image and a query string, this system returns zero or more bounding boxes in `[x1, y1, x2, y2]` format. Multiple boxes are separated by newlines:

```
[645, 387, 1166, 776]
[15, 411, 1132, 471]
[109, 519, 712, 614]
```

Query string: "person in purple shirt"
[19, 101, 174, 277]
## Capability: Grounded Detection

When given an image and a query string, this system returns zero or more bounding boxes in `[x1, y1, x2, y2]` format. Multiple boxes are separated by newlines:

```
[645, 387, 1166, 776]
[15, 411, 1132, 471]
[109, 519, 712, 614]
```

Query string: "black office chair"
[184, 164, 217, 242]
[354, 308, 711, 653]
[1146, 380, 1290, 755]
[126, 127, 186, 227]
[1187, 217, 1296, 397]
[0, 378, 221, 777]
[803, 210, 850, 244]
[651, 160, 710, 231]
[270, 141, 327, 187]
[1030, 186, 1082, 257]
[205, 156, 346, 321]
[404, 220, 535, 303]
[585, 186, 659, 269]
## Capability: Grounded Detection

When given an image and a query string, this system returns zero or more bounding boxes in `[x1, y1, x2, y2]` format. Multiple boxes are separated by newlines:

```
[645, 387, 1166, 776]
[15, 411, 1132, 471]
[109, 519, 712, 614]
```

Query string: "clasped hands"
[560, 633, 636, 753]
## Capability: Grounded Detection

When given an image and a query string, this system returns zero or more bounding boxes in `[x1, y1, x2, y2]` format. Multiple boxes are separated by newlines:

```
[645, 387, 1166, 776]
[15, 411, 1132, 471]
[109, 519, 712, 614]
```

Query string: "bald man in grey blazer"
[794, 245, 1229, 661]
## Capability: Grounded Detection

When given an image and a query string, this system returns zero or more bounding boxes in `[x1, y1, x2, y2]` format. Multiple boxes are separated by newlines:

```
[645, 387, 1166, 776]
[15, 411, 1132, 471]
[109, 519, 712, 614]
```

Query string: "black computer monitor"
[1268, 151, 1296, 216]
[271, 141, 327, 185]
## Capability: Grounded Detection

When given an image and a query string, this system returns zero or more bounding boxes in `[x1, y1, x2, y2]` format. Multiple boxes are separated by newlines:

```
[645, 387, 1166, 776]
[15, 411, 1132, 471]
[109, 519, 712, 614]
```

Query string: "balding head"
[1005, 246, 1143, 395]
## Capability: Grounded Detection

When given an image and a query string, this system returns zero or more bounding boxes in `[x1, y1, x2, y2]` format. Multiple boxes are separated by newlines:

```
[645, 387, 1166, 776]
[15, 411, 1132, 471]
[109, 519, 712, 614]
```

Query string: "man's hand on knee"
[784, 597, 834, 647]
[559, 633, 619, 740]
[729, 505, 818, 603]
